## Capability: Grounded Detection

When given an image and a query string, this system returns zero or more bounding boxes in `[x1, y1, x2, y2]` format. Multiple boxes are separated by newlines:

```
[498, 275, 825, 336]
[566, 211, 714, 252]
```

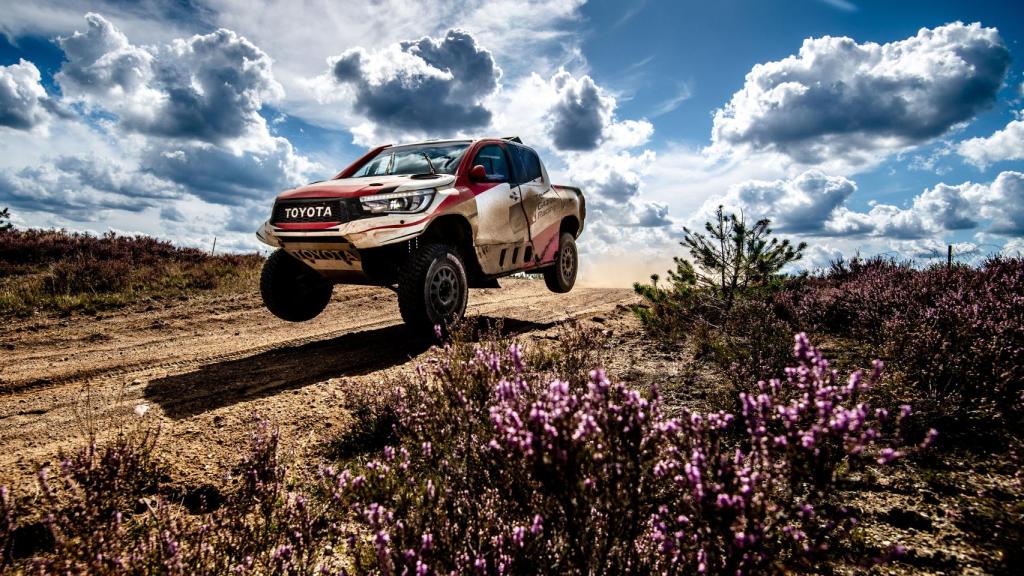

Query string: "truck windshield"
[346, 143, 470, 178]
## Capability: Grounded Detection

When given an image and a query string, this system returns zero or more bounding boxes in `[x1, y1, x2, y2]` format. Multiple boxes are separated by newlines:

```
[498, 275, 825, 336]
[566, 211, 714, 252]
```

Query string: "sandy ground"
[0, 278, 637, 491]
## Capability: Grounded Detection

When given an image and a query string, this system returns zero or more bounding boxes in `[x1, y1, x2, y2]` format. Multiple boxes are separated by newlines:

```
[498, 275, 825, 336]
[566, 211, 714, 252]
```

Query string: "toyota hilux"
[255, 137, 585, 332]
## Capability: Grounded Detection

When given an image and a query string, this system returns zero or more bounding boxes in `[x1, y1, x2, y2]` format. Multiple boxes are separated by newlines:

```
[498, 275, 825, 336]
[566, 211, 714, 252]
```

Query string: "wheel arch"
[420, 214, 486, 283]
[560, 215, 581, 238]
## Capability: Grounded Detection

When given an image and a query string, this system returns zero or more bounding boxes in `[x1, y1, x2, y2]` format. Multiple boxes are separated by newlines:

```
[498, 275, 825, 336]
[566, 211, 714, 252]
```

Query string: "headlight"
[360, 188, 435, 214]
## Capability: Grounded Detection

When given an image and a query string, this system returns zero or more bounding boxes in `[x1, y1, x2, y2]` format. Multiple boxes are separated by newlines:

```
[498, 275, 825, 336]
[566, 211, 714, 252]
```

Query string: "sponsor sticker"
[291, 248, 360, 266]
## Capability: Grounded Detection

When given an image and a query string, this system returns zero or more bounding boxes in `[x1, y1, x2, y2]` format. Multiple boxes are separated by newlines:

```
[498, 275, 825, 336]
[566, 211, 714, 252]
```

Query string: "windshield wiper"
[420, 152, 437, 175]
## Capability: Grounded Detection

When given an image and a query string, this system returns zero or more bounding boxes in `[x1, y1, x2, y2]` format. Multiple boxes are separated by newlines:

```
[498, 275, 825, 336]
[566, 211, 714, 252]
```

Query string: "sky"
[1, 0, 1023, 284]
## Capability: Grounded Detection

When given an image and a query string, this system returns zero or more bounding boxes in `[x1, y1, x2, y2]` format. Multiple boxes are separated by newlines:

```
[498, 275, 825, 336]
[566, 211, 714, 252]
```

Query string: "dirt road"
[0, 279, 637, 490]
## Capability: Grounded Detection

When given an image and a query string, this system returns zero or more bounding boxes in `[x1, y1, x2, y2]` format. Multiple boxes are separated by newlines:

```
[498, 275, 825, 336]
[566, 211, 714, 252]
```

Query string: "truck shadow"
[143, 315, 554, 419]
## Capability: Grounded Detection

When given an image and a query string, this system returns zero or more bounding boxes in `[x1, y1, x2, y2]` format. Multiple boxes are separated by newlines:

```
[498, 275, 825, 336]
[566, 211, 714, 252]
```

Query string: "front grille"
[271, 198, 365, 225]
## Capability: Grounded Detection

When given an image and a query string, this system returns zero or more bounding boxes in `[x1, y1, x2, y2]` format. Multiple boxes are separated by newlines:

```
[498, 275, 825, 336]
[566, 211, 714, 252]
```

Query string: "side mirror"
[469, 164, 488, 181]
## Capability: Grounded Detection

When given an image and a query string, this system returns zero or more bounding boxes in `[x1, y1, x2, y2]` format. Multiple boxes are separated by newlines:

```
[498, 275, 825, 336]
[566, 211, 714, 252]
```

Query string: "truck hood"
[277, 174, 456, 200]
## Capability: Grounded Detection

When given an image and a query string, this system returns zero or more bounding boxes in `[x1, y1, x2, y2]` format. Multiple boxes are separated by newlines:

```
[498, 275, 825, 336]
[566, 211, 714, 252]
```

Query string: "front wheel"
[543, 232, 578, 293]
[398, 243, 468, 333]
[260, 249, 333, 322]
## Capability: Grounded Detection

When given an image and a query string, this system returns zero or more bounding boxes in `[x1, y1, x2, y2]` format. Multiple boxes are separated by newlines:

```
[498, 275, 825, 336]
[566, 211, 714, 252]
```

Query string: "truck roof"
[387, 136, 526, 147]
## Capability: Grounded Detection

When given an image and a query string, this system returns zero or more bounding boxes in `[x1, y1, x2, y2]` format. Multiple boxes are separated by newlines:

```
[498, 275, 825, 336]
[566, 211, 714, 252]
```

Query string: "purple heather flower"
[877, 448, 903, 464]
[530, 514, 544, 535]
[920, 428, 939, 448]
[512, 526, 525, 547]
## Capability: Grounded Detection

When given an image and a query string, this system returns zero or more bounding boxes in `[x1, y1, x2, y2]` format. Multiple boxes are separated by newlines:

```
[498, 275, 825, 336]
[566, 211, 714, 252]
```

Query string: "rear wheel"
[543, 232, 577, 293]
[398, 243, 468, 334]
[260, 249, 333, 322]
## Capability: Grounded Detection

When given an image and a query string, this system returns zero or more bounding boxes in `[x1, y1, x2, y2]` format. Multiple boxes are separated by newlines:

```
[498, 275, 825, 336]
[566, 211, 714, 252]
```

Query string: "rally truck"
[255, 137, 585, 332]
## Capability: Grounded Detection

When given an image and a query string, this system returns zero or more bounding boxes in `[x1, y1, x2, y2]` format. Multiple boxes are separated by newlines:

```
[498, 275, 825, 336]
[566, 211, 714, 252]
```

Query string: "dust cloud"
[577, 254, 675, 289]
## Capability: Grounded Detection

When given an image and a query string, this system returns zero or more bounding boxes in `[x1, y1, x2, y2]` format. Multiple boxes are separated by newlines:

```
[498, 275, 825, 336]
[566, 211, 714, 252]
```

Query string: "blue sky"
[1, 0, 1023, 282]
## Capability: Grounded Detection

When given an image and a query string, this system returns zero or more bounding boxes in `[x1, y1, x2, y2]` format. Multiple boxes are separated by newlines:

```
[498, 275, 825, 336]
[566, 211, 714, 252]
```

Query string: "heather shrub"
[33, 429, 164, 573]
[11, 419, 339, 575]
[327, 332, 915, 574]
[883, 258, 1024, 420]
[1, 329, 927, 574]
[0, 228, 262, 317]
[0, 229, 211, 268]
[778, 256, 1024, 422]
[43, 256, 133, 295]
[526, 319, 608, 386]
[694, 298, 795, 402]
[331, 381, 401, 460]
[774, 256, 917, 342]
[195, 418, 337, 575]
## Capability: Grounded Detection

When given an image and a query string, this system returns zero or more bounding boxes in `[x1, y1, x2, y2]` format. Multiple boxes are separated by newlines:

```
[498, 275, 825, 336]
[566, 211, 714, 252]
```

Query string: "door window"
[521, 147, 543, 182]
[471, 145, 510, 181]
[508, 145, 543, 184]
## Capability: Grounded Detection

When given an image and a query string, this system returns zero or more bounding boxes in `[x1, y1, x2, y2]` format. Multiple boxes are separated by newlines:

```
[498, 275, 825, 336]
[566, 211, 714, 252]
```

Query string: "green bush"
[633, 208, 803, 387]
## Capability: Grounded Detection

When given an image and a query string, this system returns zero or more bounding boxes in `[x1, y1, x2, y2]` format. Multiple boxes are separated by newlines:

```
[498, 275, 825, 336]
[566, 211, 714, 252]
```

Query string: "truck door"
[508, 144, 562, 267]
[470, 143, 529, 250]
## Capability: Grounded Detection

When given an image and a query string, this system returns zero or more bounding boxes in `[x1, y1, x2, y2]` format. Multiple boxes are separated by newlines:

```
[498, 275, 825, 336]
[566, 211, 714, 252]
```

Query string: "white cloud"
[57, 14, 284, 144]
[2, 13, 320, 250]
[1002, 237, 1024, 257]
[691, 169, 1024, 243]
[547, 71, 613, 151]
[837, 173, 1023, 239]
[0, 59, 53, 131]
[141, 136, 318, 206]
[846, 203, 932, 239]
[896, 238, 979, 260]
[491, 68, 654, 158]
[967, 170, 1024, 235]
[816, 0, 858, 12]
[56, 13, 155, 103]
[314, 28, 502, 144]
[711, 22, 1011, 167]
[910, 181, 980, 229]
[0, 154, 180, 219]
[563, 150, 654, 203]
[0, 1, 207, 46]
[700, 170, 857, 233]
[204, 0, 586, 133]
[956, 111, 1024, 167]
[649, 84, 693, 118]
[795, 243, 845, 271]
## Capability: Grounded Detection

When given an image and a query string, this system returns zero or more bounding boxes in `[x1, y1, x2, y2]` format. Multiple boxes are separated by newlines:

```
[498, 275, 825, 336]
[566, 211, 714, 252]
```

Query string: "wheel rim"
[428, 265, 460, 317]
[560, 243, 576, 282]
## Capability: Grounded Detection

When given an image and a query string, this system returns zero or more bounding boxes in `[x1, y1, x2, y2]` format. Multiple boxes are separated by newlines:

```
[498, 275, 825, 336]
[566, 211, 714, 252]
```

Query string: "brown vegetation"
[0, 228, 262, 317]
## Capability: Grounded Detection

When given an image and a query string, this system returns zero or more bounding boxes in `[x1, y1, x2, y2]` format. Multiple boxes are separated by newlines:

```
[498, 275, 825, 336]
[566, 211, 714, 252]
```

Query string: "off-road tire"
[398, 243, 468, 334]
[543, 232, 577, 293]
[260, 249, 333, 322]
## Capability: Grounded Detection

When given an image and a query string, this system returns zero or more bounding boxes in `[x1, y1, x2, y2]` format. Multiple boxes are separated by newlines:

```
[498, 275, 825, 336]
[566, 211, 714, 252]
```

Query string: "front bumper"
[256, 201, 438, 283]
[256, 188, 456, 251]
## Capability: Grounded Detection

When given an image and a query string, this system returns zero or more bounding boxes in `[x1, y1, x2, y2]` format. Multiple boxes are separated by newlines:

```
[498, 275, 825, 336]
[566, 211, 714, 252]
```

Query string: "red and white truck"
[256, 137, 585, 331]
